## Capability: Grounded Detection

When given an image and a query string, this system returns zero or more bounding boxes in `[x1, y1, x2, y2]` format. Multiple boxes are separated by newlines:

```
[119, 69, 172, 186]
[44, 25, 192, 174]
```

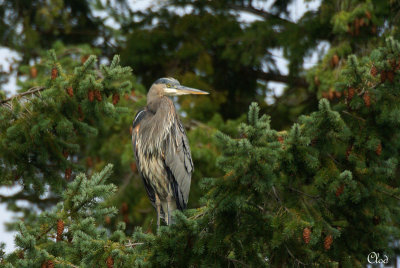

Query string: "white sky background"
[0, 0, 323, 254]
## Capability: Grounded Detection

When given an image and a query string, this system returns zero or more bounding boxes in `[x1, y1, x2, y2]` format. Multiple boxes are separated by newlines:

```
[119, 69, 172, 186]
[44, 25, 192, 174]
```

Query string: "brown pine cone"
[328, 88, 334, 100]
[380, 70, 387, 83]
[94, 90, 102, 102]
[81, 55, 89, 64]
[373, 215, 381, 225]
[365, 11, 372, 20]
[88, 90, 95, 102]
[370, 65, 378, 77]
[130, 162, 137, 173]
[51, 68, 58, 80]
[310, 138, 317, 147]
[387, 71, 394, 83]
[105, 216, 111, 225]
[106, 256, 114, 268]
[124, 214, 129, 224]
[121, 202, 128, 214]
[346, 144, 352, 160]
[47, 260, 55, 268]
[324, 235, 333, 250]
[78, 105, 84, 121]
[314, 76, 320, 86]
[376, 143, 382, 156]
[65, 168, 72, 181]
[303, 227, 311, 244]
[331, 54, 339, 67]
[66, 87, 74, 97]
[359, 18, 365, 27]
[390, 59, 397, 70]
[277, 136, 284, 144]
[86, 157, 93, 168]
[371, 25, 377, 34]
[335, 184, 344, 197]
[62, 150, 69, 158]
[354, 19, 360, 36]
[30, 67, 38, 78]
[363, 91, 371, 107]
[347, 88, 355, 101]
[112, 93, 120, 105]
[18, 251, 24, 259]
[56, 219, 64, 241]
[347, 24, 353, 36]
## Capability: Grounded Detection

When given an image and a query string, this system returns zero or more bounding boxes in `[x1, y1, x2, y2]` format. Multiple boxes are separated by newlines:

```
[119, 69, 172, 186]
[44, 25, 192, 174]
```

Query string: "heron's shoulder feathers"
[132, 108, 148, 128]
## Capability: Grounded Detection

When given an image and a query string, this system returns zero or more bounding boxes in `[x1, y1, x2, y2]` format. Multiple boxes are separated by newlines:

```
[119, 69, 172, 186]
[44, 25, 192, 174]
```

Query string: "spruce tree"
[1, 38, 400, 267]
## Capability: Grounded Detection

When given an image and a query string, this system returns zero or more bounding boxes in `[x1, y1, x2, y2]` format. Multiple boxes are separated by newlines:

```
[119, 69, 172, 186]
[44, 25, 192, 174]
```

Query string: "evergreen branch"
[53, 259, 79, 268]
[228, 4, 296, 26]
[256, 71, 309, 88]
[0, 192, 60, 205]
[34, 245, 80, 268]
[0, 86, 46, 104]
[35, 224, 56, 241]
[35, 167, 113, 242]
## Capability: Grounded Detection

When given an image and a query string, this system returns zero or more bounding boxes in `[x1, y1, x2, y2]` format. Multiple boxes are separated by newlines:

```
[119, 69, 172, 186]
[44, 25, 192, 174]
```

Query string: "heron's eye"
[167, 84, 171, 88]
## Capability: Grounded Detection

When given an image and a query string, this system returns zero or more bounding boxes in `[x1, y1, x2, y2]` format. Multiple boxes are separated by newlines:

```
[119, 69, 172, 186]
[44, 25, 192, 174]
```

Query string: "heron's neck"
[141, 97, 177, 151]
[148, 95, 174, 114]
[147, 84, 164, 108]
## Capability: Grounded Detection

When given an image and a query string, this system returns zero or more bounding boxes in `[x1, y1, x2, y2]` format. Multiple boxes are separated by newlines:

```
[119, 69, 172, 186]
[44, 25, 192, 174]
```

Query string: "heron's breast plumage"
[134, 102, 176, 200]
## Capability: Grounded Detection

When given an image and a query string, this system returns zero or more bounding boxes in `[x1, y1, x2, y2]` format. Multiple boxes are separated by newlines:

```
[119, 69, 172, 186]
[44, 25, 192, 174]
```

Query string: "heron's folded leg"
[155, 194, 161, 230]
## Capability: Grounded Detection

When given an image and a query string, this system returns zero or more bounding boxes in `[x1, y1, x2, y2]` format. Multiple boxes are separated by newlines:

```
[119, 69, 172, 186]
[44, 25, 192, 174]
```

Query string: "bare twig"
[257, 71, 309, 88]
[225, 255, 250, 268]
[326, 153, 342, 167]
[377, 189, 400, 201]
[125, 240, 144, 248]
[285, 245, 308, 266]
[271, 186, 290, 213]
[341, 110, 366, 122]
[0, 86, 46, 104]
[288, 187, 320, 199]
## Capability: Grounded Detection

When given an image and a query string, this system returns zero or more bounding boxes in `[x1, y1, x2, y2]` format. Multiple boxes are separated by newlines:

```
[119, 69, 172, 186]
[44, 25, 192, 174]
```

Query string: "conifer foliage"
[0, 46, 132, 212]
[1, 39, 400, 267]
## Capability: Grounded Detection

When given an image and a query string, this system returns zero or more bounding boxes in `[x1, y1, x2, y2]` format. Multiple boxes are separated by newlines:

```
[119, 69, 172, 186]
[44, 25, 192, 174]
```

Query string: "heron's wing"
[132, 108, 156, 206]
[163, 116, 194, 210]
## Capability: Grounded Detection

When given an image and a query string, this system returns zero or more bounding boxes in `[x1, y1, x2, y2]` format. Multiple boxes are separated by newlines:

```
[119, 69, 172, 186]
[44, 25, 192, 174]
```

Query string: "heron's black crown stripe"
[153, 77, 180, 86]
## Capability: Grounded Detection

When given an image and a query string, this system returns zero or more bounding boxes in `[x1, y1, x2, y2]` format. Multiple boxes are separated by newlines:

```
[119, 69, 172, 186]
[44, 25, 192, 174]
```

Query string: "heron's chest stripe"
[137, 152, 170, 196]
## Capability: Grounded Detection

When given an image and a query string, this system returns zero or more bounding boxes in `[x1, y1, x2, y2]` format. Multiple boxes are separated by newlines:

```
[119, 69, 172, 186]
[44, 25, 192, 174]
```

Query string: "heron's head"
[151, 77, 209, 96]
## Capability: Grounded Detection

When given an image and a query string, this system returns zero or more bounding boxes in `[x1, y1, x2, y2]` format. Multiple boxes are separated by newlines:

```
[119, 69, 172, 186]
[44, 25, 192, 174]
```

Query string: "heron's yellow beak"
[165, 85, 209, 96]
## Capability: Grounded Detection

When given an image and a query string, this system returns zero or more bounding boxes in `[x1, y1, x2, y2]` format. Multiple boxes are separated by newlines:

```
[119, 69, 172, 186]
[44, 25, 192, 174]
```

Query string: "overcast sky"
[0, 0, 322, 254]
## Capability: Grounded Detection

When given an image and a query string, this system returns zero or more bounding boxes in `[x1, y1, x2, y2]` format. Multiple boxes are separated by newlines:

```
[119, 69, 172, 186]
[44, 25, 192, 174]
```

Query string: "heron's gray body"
[131, 78, 206, 226]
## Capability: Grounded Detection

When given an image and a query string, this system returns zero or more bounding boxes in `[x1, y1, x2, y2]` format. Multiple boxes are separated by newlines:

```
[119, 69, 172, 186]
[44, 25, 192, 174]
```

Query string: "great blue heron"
[132, 77, 208, 227]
